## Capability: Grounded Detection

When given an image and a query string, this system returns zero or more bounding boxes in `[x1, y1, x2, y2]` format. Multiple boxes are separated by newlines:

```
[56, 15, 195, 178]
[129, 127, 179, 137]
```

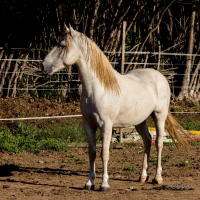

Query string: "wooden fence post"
[119, 21, 127, 143]
[121, 21, 127, 75]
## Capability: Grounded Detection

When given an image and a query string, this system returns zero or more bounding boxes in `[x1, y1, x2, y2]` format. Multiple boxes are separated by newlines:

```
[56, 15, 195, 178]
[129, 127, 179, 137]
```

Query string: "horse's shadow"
[0, 164, 19, 176]
[0, 164, 153, 189]
[0, 164, 88, 188]
[0, 164, 87, 177]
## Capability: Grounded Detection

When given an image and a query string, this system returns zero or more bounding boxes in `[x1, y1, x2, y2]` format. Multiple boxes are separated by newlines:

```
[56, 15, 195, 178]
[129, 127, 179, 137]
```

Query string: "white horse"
[41, 26, 190, 191]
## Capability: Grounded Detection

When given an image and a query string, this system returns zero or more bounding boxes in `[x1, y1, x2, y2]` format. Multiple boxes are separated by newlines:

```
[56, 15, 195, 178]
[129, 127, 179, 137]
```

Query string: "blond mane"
[76, 33, 120, 94]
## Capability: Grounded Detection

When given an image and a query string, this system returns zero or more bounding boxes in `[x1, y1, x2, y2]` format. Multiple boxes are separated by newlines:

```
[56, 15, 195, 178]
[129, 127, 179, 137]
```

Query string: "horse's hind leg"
[151, 111, 167, 184]
[84, 120, 97, 190]
[135, 121, 152, 183]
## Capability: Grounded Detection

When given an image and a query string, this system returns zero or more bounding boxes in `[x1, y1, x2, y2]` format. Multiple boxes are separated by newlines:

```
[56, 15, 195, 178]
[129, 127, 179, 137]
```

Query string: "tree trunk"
[178, 4, 196, 100]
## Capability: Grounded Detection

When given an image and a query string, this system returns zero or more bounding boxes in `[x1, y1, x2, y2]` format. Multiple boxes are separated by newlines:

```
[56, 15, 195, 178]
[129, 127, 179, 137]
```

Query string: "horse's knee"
[89, 147, 96, 160]
[155, 136, 163, 149]
[101, 150, 109, 161]
[146, 134, 152, 145]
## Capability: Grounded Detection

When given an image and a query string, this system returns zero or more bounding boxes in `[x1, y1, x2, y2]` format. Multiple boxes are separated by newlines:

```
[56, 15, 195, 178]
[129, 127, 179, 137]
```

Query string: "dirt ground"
[0, 144, 199, 200]
[0, 97, 200, 200]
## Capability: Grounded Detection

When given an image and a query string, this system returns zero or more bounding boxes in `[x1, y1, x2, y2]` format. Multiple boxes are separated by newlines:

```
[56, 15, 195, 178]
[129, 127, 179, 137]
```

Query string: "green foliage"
[62, 155, 86, 164]
[0, 126, 38, 153]
[162, 155, 173, 163]
[0, 119, 85, 153]
[41, 119, 86, 142]
[0, 117, 105, 153]
[0, 124, 71, 153]
[150, 155, 173, 165]
[39, 138, 70, 151]
[194, 103, 200, 110]
[150, 156, 157, 165]
[175, 161, 189, 167]
[123, 142, 136, 147]
[188, 140, 200, 146]
[170, 107, 183, 113]
[123, 165, 135, 172]
[163, 142, 176, 146]
[180, 121, 200, 131]
[0, 112, 108, 153]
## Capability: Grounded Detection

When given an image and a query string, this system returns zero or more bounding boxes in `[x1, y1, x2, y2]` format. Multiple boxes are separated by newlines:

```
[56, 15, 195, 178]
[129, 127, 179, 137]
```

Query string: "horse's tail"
[165, 110, 191, 150]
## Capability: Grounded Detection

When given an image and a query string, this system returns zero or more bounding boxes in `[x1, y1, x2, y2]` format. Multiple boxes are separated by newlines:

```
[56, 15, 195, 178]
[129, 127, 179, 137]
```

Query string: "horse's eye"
[60, 44, 65, 49]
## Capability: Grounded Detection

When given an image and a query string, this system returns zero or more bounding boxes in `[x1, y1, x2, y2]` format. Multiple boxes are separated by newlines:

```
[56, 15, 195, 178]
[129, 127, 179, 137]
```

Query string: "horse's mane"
[75, 33, 120, 94]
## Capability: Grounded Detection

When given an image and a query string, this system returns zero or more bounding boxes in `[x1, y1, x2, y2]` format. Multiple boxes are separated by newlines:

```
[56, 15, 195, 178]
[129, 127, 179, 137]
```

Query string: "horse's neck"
[77, 59, 102, 96]
[76, 37, 121, 96]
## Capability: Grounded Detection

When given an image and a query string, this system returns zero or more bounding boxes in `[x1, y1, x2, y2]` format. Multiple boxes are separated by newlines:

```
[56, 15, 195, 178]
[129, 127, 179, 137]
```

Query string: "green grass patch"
[0, 126, 71, 153]
[188, 140, 200, 146]
[0, 118, 104, 153]
[162, 155, 173, 163]
[123, 142, 136, 147]
[123, 166, 135, 172]
[163, 142, 176, 146]
[170, 107, 183, 113]
[180, 121, 200, 131]
[150, 156, 157, 165]
[150, 155, 173, 165]
[175, 161, 189, 167]
[62, 155, 87, 164]
[0, 119, 83, 153]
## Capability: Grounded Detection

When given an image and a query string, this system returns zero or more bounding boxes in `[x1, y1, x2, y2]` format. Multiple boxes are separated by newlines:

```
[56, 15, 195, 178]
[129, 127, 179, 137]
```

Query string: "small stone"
[3, 185, 10, 189]
[130, 186, 137, 191]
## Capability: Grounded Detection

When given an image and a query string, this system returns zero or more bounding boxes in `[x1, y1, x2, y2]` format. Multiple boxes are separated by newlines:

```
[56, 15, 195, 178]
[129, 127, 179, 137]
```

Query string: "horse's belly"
[114, 97, 155, 126]
[114, 112, 150, 127]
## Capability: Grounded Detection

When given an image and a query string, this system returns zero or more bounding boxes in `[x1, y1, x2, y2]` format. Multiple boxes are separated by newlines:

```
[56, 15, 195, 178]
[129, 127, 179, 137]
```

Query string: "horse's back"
[125, 68, 170, 96]
[125, 68, 171, 112]
[126, 68, 167, 85]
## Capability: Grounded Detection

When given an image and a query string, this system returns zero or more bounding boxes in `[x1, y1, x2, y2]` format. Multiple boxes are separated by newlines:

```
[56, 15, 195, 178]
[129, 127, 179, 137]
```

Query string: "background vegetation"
[0, 118, 104, 153]
[0, 118, 199, 153]
[0, 0, 199, 101]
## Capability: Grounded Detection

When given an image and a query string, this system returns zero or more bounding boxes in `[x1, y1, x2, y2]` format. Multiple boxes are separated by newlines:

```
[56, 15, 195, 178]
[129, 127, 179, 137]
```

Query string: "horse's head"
[41, 25, 80, 75]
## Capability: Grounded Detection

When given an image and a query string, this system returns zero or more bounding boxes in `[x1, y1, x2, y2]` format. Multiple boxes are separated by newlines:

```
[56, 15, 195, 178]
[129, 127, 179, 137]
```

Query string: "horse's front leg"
[84, 120, 97, 190]
[100, 124, 112, 191]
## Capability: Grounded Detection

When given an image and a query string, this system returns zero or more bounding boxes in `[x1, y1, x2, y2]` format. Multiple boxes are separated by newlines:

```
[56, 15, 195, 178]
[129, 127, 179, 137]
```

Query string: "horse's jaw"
[41, 59, 68, 75]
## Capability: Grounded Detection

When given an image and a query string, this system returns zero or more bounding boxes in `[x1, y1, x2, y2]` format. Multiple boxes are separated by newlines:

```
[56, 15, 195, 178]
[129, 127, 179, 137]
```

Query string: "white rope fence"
[104, 51, 200, 56]
[1, 47, 200, 56]
[0, 58, 200, 67]
[0, 111, 199, 121]
[0, 114, 82, 121]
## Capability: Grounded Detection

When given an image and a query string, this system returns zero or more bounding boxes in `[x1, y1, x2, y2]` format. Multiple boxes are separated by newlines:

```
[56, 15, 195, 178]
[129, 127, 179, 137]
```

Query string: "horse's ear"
[69, 24, 76, 37]
[64, 24, 70, 33]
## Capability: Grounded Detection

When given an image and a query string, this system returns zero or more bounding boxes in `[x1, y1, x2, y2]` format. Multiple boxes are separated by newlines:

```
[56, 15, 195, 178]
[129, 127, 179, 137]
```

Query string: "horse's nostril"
[40, 62, 44, 71]
[40, 62, 46, 74]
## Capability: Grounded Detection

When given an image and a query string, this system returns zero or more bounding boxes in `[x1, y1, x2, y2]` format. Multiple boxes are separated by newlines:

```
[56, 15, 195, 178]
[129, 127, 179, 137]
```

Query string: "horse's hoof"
[99, 185, 110, 192]
[152, 178, 163, 184]
[139, 175, 149, 183]
[84, 184, 95, 190]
